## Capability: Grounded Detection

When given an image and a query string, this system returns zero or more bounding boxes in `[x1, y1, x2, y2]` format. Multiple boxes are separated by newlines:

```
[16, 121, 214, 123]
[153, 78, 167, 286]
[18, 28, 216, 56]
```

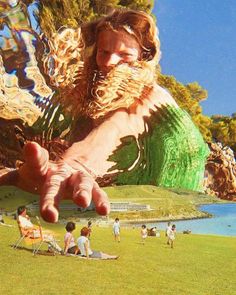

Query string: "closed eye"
[120, 53, 133, 57]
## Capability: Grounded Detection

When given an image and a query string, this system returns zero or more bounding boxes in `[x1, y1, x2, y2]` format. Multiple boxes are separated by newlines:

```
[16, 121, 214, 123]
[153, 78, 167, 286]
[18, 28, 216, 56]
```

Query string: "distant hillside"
[0, 185, 224, 221]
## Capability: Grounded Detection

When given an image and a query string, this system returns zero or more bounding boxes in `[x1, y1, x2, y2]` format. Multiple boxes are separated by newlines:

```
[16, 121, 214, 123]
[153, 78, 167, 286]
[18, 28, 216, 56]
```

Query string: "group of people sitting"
[16, 205, 118, 259]
[64, 221, 118, 259]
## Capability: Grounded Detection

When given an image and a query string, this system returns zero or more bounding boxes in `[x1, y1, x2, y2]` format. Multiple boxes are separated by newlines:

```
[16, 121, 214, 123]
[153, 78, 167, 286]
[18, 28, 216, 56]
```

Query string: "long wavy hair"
[44, 9, 161, 120]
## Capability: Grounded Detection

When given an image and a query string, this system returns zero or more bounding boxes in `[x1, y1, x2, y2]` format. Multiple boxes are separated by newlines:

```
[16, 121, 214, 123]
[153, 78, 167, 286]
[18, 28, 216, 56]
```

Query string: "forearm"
[85, 244, 89, 258]
[63, 111, 131, 175]
[61, 88, 167, 175]
[64, 237, 72, 253]
[75, 247, 80, 255]
[63, 85, 174, 176]
[64, 244, 69, 254]
[22, 227, 33, 236]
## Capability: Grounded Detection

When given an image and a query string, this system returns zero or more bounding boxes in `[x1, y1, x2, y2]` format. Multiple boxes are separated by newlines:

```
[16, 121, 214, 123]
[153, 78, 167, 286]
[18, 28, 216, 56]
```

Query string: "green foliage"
[158, 74, 213, 142]
[39, 0, 154, 36]
[91, 0, 120, 14]
[39, 0, 95, 35]
[119, 0, 154, 13]
[210, 115, 236, 153]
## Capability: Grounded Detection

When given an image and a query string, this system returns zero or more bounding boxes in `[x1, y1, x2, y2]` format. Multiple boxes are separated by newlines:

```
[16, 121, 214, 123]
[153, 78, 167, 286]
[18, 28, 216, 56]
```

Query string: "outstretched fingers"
[70, 171, 94, 208]
[40, 163, 72, 223]
[23, 142, 49, 177]
[92, 182, 110, 215]
[39, 161, 110, 222]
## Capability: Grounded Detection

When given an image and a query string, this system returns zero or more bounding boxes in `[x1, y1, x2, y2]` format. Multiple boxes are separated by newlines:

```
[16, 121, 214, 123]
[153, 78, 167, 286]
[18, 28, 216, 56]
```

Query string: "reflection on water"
[152, 203, 236, 237]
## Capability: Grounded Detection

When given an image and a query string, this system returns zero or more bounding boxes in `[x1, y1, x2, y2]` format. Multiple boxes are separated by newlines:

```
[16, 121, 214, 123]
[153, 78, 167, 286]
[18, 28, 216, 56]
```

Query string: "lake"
[151, 203, 236, 237]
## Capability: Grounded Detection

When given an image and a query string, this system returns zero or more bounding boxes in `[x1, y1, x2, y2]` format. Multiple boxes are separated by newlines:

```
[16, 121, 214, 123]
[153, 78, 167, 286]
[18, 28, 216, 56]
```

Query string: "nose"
[102, 53, 121, 68]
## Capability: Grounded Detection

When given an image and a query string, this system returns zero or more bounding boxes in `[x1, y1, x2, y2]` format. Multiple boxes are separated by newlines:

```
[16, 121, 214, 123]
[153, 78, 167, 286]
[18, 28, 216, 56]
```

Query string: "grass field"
[0, 216, 236, 295]
[0, 185, 235, 295]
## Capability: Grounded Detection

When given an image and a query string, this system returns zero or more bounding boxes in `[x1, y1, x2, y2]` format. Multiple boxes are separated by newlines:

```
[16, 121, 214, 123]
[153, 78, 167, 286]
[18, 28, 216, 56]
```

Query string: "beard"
[57, 59, 157, 121]
[44, 28, 158, 121]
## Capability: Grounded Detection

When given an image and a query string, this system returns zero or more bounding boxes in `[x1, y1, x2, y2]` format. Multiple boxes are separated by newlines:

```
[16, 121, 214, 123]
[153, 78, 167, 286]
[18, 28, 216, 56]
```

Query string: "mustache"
[86, 61, 155, 119]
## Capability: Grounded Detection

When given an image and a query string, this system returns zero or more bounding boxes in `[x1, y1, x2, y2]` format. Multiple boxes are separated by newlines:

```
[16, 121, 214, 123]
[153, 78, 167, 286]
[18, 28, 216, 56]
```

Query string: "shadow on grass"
[9, 244, 56, 256]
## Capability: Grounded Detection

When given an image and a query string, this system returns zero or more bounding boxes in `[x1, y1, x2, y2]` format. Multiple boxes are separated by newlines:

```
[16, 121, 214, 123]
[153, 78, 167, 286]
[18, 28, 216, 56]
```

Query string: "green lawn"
[0, 186, 38, 211]
[105, 185, 225, 220]
[1, 216, 236, 295]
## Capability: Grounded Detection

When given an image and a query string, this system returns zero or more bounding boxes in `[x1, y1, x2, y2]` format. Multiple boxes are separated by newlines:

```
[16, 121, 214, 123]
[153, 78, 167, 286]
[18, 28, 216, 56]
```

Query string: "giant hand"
[0, 142, 110, 222]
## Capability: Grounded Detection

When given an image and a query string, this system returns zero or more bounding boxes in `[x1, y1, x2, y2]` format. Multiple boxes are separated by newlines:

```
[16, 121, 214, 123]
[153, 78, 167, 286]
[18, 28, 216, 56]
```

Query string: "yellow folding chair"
[12, 216, 55, 255]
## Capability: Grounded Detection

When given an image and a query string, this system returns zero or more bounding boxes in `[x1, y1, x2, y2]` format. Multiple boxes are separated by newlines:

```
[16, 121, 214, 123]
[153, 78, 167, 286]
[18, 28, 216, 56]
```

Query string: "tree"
[119, 0, 154, 13]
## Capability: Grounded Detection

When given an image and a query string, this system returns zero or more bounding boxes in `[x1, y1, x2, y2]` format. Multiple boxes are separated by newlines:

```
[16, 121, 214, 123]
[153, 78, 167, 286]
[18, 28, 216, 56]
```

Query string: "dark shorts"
[68, 246, 80, 254]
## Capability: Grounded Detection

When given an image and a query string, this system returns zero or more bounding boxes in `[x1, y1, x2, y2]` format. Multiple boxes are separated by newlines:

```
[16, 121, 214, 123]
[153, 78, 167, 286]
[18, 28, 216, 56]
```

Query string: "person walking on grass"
[113, 218, 120, 242]
[166, 222, 172, 245]
[141, 224, 148, 244]
[87, 220, 92, 239]
[167, 224, 176, 249]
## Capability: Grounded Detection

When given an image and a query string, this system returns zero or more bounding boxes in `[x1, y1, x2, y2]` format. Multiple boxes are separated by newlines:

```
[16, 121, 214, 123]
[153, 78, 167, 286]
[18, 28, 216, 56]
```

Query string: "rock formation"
[205, 142, 236, 200]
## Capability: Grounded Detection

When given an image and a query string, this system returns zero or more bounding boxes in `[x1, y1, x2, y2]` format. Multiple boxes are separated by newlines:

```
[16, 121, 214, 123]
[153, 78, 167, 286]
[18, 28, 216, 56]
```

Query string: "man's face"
[96, 29, 141, 75]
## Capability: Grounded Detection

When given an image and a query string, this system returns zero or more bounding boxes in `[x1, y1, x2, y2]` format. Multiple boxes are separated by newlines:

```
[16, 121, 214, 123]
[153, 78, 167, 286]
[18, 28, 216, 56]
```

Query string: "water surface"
[151, 203, 236, 237]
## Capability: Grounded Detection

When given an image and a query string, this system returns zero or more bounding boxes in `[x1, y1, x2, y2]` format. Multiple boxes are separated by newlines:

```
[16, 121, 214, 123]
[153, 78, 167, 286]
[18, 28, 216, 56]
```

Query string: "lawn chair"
[12, 216, 56, 256]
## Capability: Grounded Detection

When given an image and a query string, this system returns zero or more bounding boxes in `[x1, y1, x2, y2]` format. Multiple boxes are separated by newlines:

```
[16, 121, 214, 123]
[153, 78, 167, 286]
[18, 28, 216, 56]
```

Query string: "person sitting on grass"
[64, 221, 80, 255]
[17, 205, 63, 254]
[77, 227, 118, 259]
[141, 224, 148, 244]
[147, 227, 157, 237]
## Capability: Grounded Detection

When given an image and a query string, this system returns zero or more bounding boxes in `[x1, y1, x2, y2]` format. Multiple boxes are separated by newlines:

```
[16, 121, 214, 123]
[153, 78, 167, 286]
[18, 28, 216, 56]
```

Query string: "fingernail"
[41, 205, 59, 223]
[96, 202, 110, 215]
[73, 191, 91, 208]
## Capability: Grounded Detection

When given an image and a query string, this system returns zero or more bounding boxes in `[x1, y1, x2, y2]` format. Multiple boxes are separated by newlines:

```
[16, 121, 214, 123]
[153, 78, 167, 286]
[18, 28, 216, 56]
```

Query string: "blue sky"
[153, 0, 236, 116]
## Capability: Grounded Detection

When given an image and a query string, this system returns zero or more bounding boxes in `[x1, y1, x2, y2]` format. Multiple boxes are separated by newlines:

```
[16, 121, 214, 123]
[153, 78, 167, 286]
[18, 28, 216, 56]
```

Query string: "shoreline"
[74, 209, 213, 226]
[119, 213, 213, 225]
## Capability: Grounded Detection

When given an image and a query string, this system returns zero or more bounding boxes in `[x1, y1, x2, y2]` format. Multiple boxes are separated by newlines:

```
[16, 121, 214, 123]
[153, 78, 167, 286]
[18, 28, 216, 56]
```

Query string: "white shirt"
[168, 229, 176, 240]
[166, 225, 172, 236]
[113, 222, 120, 234]
[18, 215, 34, 228]
[141, 228, 148, 238]
[77, 236, 92, 256]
